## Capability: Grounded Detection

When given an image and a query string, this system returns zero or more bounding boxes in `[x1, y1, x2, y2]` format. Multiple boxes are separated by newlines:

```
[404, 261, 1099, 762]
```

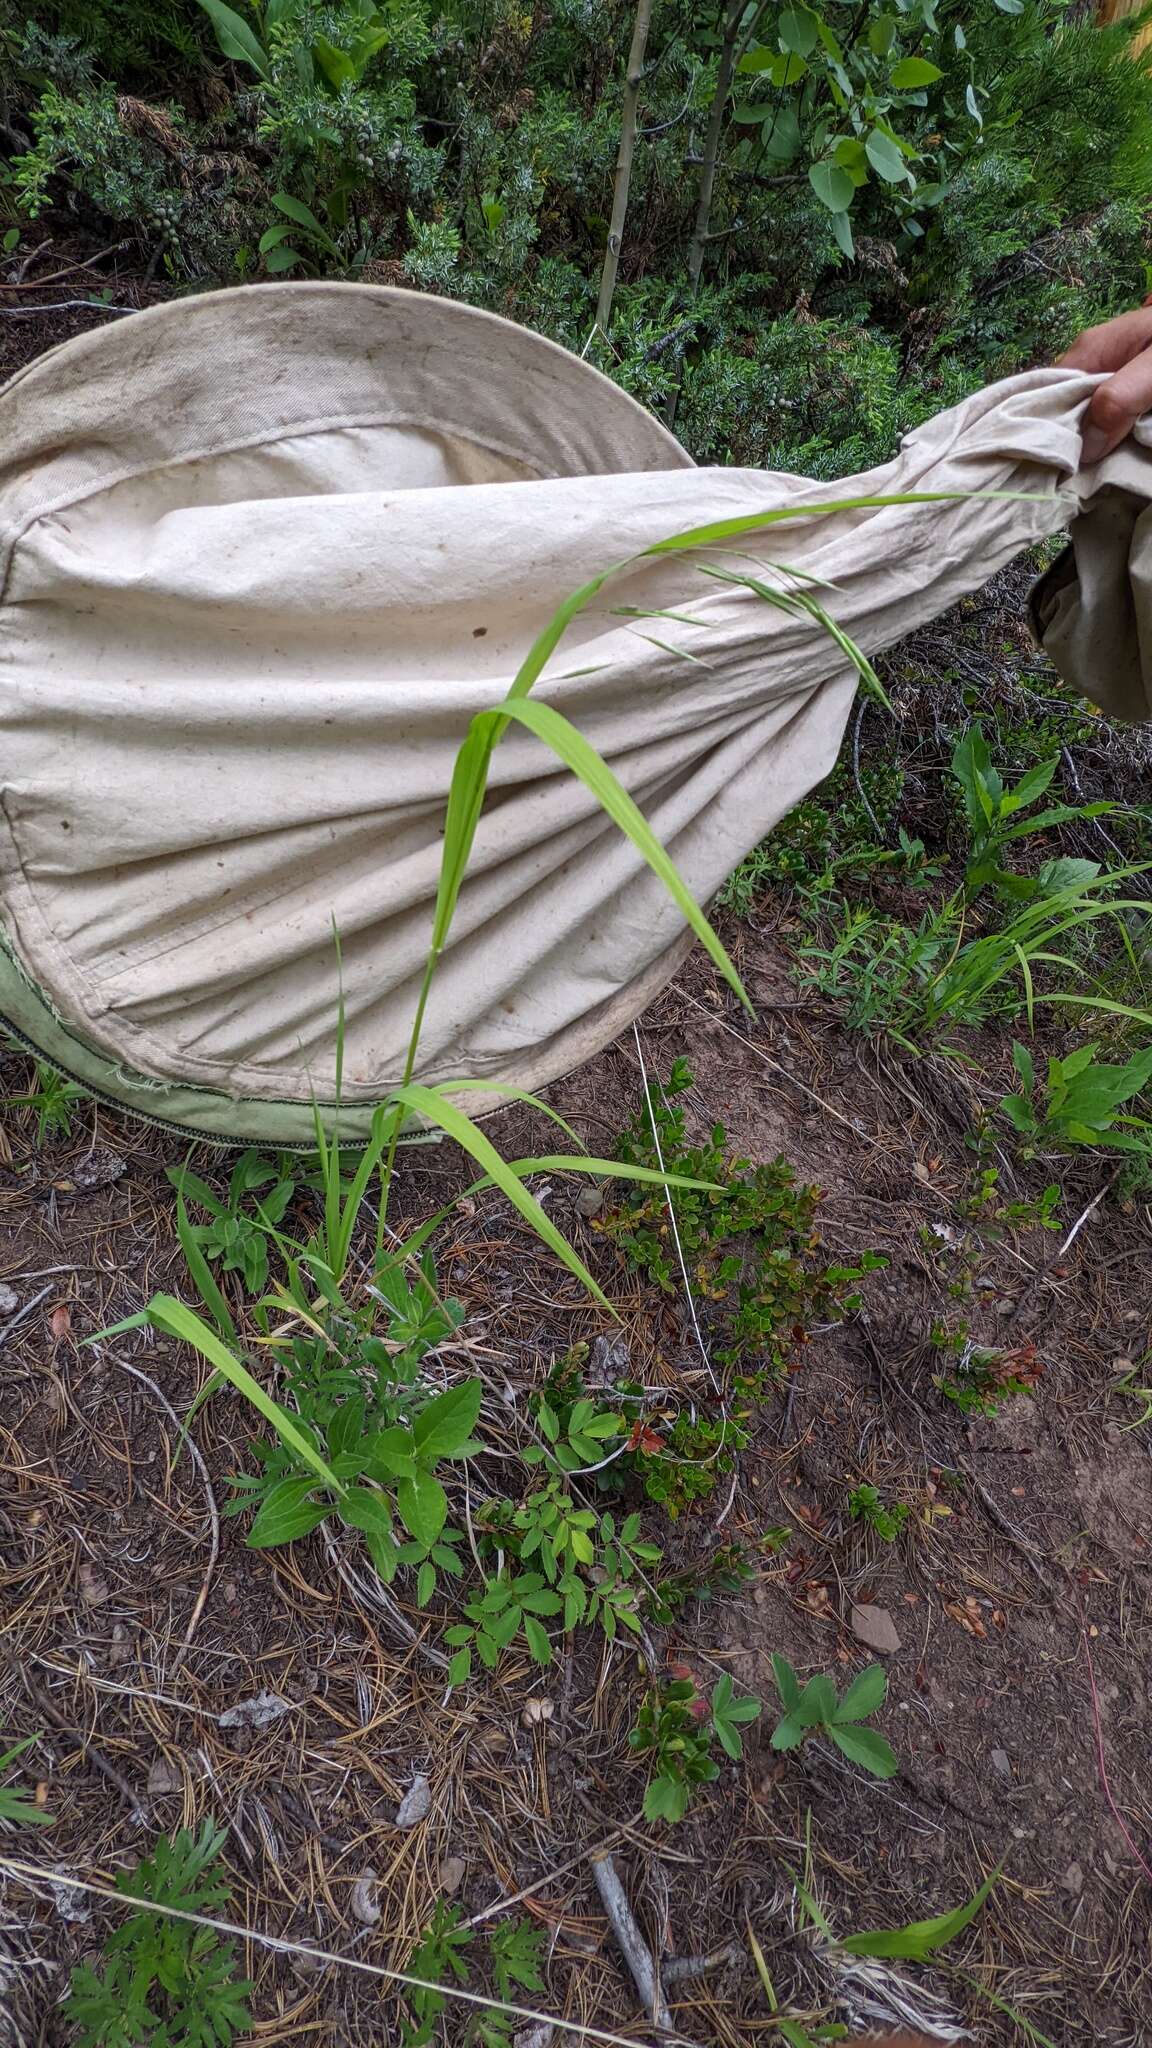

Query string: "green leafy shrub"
[601, 1058, 885, 1373]
[168, 1150, 298, 1295]
[7, 0, 1152, 472]
[635, 1408, 750, 1519]
[401, 1901, 546, 2048]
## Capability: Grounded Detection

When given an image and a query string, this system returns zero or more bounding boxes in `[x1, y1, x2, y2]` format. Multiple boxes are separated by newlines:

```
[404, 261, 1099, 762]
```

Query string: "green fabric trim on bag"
[0, 936, 393, 1148]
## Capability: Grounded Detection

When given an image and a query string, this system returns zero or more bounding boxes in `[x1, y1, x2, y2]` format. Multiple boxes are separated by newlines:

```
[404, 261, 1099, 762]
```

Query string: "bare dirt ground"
[3, 916, 1151, 2046]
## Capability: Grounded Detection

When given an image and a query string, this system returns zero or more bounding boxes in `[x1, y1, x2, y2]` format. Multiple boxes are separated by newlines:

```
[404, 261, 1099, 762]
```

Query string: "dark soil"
[2, 259, 1151, 2048]
[3, 922, 1151, 2046]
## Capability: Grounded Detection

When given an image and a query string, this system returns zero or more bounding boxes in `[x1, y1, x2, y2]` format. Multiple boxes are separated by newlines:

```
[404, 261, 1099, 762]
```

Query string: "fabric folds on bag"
[0, 284, 1143, 1140]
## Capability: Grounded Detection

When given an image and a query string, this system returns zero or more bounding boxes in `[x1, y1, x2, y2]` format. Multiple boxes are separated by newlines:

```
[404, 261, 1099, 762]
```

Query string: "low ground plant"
[602, 1056, 884, 1373]
[402, 1903, 545, 2048]
[1002, 1039, 1152, 1160]
[768, 1655, 898, 1777]
[630, 1672, 762, 1822]
[847, 1482, 909, 1542]
[63, 1822, 252, 2048]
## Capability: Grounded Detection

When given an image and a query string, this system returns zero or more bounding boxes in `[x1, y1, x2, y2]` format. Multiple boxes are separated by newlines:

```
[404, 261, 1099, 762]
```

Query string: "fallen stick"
[589, 1850, 671, 2030]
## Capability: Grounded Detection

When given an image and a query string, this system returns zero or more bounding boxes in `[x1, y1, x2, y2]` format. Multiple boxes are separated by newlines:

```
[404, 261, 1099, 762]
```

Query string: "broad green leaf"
[865, 127, 911, 183]
[778, 6, 818, 56]
[831, 208, 855, 259]
[248, 1476, 331, 1548]
[398, 1469, 448, 1545]
[327, 1396, 366, 1462]
[836, 1664, 887, 1722]
[447, 1646, 472, 1687]
[144, 1296, 342, 1492]
[724, 1695, 763, 1723]
[195, 0, 269, 76]
[363, 1424, 417, 1480]
[365, 1525, 399, 1582]
[1001, 1093, 1034, 1133]
[770, 1712, 806, 1751]
[833, 136, 868, 173]
[840, 1864, 1001, 1958]
[272, 190, 327, 234]
[764, 50, 808, 84]
[413, 1380, 483, 1459]
[312, 31, 356, 86]
[1012, 1039, 1036, 1093]
[643, 1774, 688, 1823]
[582, 1411, 623, 1438]
[771, 1653, 802, 1713]
[762, 106, 802, 161]
[1000, 756, 1059, 815]
[809, 159, 854, 212]
[890, 56, 942, 87]
[712, 1673, 734, 1715]
[519, 1587, 564, 1615]
[264, 245, 302, 274]
[795, 1674, 837, 1726]
[339, 1485, 395, 1539]
[829, 1721, 899, 1777]
[868, 15, 896, 55]
[522, 1615, 553, 1664]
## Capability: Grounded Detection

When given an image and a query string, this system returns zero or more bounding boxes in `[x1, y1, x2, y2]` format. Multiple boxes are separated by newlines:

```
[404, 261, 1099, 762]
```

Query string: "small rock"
[515, 2028, 554, 2048]
[576, 1185, 604, 1218]
[521, 1697, 554, 1729]
[78, 1561, 110, 1608]
[108, 1623, 132, 1666]
[218, 1690, 296, 1731]
[439, 1855, 467, 1896]
[849, 1603, 902, 1654]
[350, 1869, 381, 1926]
[395, 1773, 432, 1828]
[990, 1748, 1012, 1781]
[0, 1282, 18, 1316]
[147, 1755, 183, 1797]
[590, 1333, 631, 1378]
[51, 1882, 91, 1925]
[1062, 1860, 1084, 1896]
[52, 1147, 126, 1195]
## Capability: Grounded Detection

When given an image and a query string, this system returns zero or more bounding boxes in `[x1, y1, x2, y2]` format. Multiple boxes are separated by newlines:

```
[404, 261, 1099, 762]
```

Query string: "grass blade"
[497, 696, 750, 1011]
[144, 1295, 343, 1494]
[392, 1086, 614, 1311]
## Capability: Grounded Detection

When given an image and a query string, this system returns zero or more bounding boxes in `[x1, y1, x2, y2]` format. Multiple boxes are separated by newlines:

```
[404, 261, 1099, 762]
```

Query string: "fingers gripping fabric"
[0, 284, 1140, 1140]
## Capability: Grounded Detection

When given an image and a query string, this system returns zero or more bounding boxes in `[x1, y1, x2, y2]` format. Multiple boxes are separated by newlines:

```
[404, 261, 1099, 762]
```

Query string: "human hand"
[1058, 304, 1152, 466]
